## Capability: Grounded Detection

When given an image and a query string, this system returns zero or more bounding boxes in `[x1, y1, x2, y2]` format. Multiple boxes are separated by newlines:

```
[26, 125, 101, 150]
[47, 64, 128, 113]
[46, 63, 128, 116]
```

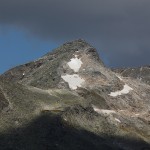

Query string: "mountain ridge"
[0, 39, 150, 150]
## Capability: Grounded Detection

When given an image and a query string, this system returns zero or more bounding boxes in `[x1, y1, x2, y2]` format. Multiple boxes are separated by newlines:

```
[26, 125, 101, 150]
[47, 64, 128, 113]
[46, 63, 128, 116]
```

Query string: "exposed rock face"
[0, 39, 150, 150]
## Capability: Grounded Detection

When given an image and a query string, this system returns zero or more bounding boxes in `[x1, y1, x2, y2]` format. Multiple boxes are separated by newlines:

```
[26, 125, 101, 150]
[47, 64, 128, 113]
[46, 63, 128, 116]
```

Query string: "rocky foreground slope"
[0, 39, 150, 150]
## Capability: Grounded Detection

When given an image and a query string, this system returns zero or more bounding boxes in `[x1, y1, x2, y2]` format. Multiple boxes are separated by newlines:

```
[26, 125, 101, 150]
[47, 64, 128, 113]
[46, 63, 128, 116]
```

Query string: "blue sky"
[0, 26, 59, 73]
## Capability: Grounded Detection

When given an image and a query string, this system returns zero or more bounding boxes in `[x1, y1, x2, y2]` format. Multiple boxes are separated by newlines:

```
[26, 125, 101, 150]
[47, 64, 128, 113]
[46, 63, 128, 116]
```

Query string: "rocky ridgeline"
[0, 39, 150, 150]
[112, 66, 150, 85]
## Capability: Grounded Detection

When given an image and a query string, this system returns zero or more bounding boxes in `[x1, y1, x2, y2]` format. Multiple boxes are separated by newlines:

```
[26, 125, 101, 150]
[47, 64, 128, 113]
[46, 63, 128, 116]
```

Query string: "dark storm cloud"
[0, 0, 150, 67]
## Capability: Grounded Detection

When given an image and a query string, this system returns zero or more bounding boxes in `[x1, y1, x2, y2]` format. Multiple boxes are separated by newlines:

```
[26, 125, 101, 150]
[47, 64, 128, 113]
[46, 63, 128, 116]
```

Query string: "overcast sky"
[0, 0, 150, 73]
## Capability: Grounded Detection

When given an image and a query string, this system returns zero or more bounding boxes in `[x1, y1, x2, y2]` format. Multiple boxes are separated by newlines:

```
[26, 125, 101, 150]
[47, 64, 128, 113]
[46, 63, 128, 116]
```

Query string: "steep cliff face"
[0, 39, 150, 150]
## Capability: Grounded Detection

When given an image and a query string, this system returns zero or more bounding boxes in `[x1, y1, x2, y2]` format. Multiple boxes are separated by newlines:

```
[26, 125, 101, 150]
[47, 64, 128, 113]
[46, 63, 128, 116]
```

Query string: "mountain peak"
[2, 39, 104, 88]
[0, 40, 150, 149]
[44, 39, 103, 65]
[62, 39, 91, 48]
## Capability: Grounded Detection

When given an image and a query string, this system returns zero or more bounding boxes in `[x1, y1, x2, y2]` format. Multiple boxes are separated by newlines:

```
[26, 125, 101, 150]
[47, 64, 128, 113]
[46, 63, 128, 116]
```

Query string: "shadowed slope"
[0, 112, 149, 150]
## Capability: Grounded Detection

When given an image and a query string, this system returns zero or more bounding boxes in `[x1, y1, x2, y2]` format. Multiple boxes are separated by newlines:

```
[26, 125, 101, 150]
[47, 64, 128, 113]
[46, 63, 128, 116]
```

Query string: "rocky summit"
[0, 39, 150, 150]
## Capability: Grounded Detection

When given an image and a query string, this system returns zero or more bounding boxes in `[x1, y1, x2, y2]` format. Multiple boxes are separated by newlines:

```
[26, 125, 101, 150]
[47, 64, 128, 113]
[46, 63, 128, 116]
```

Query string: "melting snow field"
[67, 56, 83, 72]
[61, 74, 85, 90]
[109, 84, 133, 97]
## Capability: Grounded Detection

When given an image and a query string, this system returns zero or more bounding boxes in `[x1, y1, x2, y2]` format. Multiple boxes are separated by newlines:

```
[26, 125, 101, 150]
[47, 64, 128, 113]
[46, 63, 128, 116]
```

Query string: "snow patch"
[109, 84, 133, 97]
[74, 54, 78, 57]
[64, 118, 67, 121]
[67, 56, 83, 72]
[92, 105, 116, 115]
[61, 74, 85, 90]
[116, 75, 123, 81]
[115, 118, 121, 123]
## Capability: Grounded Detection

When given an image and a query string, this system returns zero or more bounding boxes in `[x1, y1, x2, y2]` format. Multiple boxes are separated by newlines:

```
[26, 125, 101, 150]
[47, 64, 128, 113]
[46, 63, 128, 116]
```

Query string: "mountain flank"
[0, 39, 150, 150]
